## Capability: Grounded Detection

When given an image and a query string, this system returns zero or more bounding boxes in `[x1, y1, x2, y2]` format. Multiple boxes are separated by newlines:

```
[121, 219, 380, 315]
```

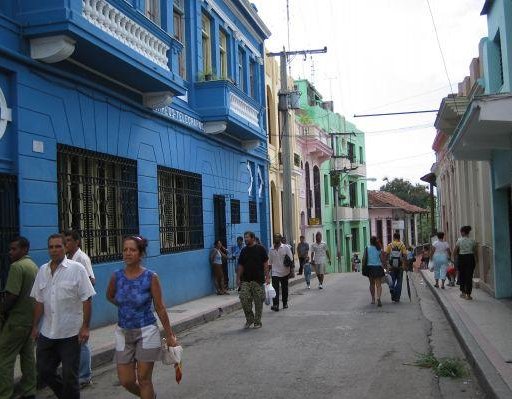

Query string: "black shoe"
[283, 304, 288, 309]
[271, 306, 279, 312]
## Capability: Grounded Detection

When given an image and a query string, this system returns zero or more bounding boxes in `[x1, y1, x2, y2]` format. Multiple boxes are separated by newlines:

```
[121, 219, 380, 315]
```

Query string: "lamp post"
[334, 175, 376, 273]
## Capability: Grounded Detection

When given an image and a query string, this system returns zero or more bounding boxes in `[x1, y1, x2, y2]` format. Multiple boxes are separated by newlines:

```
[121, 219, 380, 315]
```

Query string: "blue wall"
[0, 0, 271, 327]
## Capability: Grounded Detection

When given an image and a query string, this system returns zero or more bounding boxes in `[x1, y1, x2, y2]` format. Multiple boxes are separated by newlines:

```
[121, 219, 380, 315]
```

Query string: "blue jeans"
[389, 268, 403, 301]
[79, 342, 91, 383]
[304, 264, 312, 285]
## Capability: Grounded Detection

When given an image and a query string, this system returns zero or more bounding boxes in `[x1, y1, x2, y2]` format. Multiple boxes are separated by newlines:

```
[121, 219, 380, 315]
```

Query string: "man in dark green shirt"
[0, 237, 39, 399]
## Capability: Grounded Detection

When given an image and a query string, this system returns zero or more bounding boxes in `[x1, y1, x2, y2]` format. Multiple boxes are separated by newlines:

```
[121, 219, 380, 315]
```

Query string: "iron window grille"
[0, 174, 19, 290]
[57, 145, 139, 263]
[158, 166, 204, 253]
[230, 199, 241, 224]
[249, 200, 257, 223]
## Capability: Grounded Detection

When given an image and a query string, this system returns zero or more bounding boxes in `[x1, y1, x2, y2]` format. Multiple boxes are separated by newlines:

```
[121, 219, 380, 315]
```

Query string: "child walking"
[303, 256, 312, 289]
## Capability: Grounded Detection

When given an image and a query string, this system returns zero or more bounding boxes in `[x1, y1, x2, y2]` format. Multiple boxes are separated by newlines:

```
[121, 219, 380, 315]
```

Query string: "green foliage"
[413, 353, 468, 379]
[414, 352, 439, 369]
[380, 178, 431, 209]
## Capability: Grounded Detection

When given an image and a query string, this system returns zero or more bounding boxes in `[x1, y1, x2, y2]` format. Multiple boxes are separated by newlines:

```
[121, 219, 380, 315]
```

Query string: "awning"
[449, 94, 512, 160]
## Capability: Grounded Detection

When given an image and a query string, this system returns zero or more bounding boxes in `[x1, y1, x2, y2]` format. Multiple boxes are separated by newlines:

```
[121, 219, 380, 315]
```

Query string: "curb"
[91, 273, 310, 370]
[420, 270, 512, 399]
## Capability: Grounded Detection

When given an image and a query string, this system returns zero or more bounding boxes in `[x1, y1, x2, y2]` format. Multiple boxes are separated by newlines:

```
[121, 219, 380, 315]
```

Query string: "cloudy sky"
[251, 0, 488, 189]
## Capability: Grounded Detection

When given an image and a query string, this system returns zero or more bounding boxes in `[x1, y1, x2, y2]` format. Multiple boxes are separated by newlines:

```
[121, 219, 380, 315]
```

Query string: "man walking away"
[311, 232, 331, 289]
[296, 236, 309, 275]
[385, 233, 407, 302]
[0, 237, 38, 399]
[268, 234, 294, 311]
[237, 231, 269, 329]
[31, 234, 96, 399]
[64, 230, 95, 388]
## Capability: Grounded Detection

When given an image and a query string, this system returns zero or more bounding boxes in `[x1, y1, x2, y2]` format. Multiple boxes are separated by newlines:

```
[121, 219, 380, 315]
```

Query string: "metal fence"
[0, 174, 18, 290]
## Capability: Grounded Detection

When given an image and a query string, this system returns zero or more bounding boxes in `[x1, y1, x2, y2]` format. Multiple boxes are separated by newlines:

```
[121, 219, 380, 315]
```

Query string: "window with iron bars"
[230, 199, 241, 224]
[0, 173, 19, 290]
[57, 145, 139, 263]
[249, 200, 257, 223]
[158, 166, 204, 253]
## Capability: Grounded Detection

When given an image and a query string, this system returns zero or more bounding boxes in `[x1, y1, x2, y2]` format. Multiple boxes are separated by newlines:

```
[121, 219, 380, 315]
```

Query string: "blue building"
[0, 0, 271, 327]
[449, 0, 512, 298]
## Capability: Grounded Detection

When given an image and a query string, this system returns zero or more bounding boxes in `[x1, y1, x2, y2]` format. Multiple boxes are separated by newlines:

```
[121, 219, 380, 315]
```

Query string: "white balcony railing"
[350, 163, 367, 176]
[82, 0, 170, 70]
[332, 157, 351, 171]
[353, 208, 369, 219]
[229, 92, 259, 126]
[334, 207, 353, 221]
[334, 207, 369, 221]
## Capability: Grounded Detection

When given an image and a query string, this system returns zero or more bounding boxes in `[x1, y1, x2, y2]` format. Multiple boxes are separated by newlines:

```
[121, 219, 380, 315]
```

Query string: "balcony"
[331, 156, 351, 171]
[193, 80, 265, 143]
[333, 207, 368, 221]
[18, 0, 185, 102]
[334, 206, 353, 220]
[349, 163, 367, 177]
[353, 208, 369, 220]
[296, 123, 332, 163]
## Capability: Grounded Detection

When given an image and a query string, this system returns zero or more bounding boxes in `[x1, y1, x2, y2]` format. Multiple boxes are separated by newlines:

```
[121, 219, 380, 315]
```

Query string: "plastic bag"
[383, 273, 393, 287]
[428, 260, 434, 272]
[264, 283, 276, 305]
[161, 339, 183, 365]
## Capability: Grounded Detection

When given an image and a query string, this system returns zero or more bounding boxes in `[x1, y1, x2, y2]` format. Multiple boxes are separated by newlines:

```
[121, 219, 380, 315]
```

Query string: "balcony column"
[160, 0, 174, 33]
[211, 20, 220, 77]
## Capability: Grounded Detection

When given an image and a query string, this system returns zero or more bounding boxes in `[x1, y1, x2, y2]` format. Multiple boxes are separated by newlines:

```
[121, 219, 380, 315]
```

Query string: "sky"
[251, 0, 488, 190]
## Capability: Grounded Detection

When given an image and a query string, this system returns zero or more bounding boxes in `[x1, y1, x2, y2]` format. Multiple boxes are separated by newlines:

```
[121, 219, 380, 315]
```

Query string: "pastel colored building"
[431, 0, 512, 298]
[0, 0, 271, 327]
[294, 79, 370, 272]
[368, 191, 426, 249]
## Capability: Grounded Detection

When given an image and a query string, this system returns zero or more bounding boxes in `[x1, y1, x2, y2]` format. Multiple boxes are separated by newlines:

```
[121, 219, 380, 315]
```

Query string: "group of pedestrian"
[430, 226, 477, 300]
[236, 231, 330, 329]
[362, 225, 478, 306]
[0, 232, 179, 399]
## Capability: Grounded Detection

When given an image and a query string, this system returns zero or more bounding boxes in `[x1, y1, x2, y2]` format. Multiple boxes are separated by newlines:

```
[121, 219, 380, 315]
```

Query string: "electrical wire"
[425, 0, 459, 113]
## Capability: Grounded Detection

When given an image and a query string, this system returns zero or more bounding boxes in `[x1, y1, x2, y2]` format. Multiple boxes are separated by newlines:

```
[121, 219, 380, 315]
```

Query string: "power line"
[354, 110, 438, 118]
[426, 0, 459, 113]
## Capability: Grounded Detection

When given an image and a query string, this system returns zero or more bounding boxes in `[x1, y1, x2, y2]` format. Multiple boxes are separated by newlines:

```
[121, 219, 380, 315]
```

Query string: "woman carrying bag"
[362, 236, 386, 307]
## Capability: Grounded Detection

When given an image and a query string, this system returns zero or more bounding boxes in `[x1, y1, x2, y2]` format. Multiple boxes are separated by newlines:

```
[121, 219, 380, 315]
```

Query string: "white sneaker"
[307, 284, 310, 289]
[319, 284, 323, 289]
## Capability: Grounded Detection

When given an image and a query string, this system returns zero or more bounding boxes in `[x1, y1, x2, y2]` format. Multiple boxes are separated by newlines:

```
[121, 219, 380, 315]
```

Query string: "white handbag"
[161, 338, 183, 366]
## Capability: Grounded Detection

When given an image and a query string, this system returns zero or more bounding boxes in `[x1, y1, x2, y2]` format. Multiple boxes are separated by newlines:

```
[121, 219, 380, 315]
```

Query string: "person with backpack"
[385, 233, 408, 302]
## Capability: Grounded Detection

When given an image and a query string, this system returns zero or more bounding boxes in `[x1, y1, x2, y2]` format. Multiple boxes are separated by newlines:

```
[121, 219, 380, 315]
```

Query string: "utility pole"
[267, 47, 327, 247]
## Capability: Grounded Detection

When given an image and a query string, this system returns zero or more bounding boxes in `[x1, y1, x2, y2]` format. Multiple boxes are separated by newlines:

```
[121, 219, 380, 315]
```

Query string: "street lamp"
[333, 176, 376, 273]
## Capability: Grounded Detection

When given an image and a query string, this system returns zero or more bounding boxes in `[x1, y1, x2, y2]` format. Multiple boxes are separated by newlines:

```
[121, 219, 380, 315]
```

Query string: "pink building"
[368, 191, 427, 248]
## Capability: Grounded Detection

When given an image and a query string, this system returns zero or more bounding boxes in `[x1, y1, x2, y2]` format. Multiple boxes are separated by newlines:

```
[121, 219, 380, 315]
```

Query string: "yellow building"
[265, 55, 302, 247]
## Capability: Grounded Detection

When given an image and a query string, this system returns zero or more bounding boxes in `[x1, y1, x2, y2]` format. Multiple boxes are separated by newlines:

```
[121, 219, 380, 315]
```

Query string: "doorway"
[213, 195, 227, 246]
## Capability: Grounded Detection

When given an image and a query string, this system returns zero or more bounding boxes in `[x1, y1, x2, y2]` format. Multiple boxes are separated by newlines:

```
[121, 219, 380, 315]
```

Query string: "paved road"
[41, 273, 483, 398]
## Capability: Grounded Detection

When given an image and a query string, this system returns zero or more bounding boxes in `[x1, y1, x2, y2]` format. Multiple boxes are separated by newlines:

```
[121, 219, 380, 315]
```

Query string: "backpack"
[389, 244, 402, 269]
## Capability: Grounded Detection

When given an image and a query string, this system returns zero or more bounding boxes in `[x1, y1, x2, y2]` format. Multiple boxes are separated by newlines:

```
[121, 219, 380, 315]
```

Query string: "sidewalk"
[14, 273, 310, 380]
[420, 269, 512, 399]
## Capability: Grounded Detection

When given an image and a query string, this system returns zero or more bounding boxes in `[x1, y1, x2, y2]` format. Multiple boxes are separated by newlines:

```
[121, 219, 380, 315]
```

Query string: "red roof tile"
[368, 190, 428, 214]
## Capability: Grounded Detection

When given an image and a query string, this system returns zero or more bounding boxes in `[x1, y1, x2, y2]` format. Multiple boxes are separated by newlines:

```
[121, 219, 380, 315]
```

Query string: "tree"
[380, 178, 436, 243]
[380, 178, 430, 209]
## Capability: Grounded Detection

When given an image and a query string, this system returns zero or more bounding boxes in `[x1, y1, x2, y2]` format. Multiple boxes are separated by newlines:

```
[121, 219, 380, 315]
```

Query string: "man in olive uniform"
[0, 237, 39, 399]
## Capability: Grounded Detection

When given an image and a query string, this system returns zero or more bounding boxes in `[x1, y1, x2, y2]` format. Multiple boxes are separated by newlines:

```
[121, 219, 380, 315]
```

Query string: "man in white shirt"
[311, 232, 331, 289]
[64, 230, 95, 389]
[268, 234, 293, 311]
[31, 233, 96, 399]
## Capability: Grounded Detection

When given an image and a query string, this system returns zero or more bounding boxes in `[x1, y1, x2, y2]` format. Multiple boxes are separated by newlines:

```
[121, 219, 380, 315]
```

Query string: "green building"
[295, 80, 370, 272]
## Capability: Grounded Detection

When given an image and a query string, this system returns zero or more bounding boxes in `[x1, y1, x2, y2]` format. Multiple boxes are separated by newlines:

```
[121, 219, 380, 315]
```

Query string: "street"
[45, 273, 483, 399]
